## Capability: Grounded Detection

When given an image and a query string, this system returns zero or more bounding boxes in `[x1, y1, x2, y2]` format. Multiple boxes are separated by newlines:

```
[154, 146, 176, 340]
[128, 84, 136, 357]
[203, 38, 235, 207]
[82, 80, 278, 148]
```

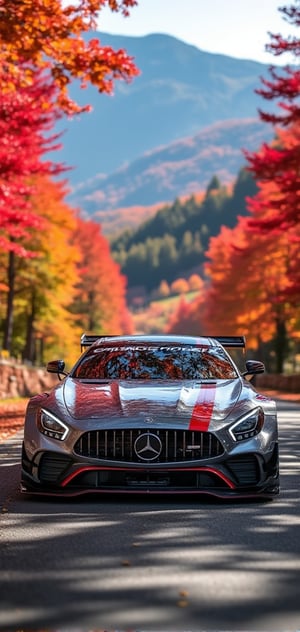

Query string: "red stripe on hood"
[189, 383, 216, 431]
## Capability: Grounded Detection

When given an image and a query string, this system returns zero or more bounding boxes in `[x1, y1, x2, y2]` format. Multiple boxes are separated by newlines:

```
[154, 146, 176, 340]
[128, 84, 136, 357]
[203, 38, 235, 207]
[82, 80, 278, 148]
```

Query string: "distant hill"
[69, 118, 272, 235]
[56, 31, 273, 189]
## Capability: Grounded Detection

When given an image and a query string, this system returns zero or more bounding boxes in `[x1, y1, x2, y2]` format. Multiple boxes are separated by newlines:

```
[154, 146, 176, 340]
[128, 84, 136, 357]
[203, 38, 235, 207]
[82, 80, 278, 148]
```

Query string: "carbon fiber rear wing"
[80, 333, 246, 352]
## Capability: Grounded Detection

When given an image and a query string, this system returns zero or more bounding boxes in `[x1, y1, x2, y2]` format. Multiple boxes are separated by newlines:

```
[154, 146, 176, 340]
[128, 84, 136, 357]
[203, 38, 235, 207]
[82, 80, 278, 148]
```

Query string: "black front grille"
[74, 429, 224, 463]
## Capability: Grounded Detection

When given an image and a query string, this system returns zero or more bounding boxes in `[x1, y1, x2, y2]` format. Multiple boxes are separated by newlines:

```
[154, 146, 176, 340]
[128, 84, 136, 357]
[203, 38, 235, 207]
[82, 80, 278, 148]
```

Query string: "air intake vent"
[226, 455, 260, 485]
[39, 452, 73, 483]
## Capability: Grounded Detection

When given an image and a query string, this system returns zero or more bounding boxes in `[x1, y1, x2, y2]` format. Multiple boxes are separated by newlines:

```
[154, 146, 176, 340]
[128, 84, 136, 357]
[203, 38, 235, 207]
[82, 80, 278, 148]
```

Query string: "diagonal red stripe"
[189, 383, 216, 431]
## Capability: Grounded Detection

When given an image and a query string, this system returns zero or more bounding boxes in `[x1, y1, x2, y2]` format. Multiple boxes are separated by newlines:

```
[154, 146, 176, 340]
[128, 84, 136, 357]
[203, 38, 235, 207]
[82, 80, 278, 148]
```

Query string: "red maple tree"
[0, 65, 66, 257]
[244, 0, 300, 326]
[245, 2, 300, 233]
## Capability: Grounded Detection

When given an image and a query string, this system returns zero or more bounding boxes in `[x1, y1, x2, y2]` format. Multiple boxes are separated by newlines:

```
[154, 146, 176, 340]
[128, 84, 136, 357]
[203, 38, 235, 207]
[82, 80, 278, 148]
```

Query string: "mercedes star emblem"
[134, 432, 162, 461]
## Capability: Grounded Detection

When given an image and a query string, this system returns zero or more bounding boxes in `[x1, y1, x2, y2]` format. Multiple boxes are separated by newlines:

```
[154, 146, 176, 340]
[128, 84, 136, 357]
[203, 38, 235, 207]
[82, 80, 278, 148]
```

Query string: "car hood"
[59, 377, 246, 428]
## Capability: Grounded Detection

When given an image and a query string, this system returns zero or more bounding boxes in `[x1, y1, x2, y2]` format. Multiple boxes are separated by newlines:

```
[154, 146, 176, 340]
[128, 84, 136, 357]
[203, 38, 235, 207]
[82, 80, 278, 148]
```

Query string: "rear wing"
[212, 336, 246, 371]
[212, 336, 246, 348]
[80, 333, 111, 352]
[80, 333, 246, 352]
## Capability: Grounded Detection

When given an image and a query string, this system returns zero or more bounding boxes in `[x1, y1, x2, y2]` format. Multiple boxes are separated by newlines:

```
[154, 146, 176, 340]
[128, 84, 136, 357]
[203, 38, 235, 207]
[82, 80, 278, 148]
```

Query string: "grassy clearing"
[132, 291, 198, 334]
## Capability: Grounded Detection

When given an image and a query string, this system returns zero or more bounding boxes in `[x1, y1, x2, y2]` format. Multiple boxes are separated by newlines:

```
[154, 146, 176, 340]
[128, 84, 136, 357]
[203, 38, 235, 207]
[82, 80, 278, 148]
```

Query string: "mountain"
[56, 31, 273, 188]
[69, 117, 272, 235]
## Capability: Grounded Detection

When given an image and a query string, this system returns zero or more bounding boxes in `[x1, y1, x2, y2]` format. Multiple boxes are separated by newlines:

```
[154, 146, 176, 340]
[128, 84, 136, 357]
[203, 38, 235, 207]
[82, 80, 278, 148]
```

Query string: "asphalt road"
[0, 401, 299, 632]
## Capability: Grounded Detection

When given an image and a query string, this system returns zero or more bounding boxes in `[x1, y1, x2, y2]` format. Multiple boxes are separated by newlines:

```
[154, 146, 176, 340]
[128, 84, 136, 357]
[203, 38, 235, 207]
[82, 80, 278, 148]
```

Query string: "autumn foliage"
[244, 3, 300, 234]
[0, 175, 134, 364]
[72, 217, 133, 337]
[1, 0, 300, 373]
[166, 2, 300, 372]
[0, 66, 65, 257]
[244, 2, 300, 320]
[0, 0, 139, 114]
[0, 0, 138, 362]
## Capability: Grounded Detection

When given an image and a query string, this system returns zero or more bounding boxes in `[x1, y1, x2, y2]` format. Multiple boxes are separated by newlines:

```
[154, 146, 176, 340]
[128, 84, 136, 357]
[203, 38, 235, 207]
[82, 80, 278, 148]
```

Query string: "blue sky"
[98, 0, 296, 65]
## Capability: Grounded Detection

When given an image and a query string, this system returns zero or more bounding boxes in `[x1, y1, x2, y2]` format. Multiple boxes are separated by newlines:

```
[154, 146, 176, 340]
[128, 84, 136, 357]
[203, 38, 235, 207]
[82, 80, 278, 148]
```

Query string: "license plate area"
[126, 473, 170, 487]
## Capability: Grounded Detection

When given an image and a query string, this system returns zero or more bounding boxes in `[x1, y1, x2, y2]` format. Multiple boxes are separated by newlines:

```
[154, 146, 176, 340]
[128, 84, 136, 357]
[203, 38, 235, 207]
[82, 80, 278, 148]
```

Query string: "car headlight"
[229, 407, 264, 442]
[37, 409, 69, 441]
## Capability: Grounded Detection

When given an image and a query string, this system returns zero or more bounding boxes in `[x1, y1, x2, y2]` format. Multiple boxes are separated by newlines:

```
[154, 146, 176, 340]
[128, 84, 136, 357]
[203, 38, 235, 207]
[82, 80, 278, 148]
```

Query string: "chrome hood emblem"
[134, 432, 162, 461]
[144, 415, 154, 424]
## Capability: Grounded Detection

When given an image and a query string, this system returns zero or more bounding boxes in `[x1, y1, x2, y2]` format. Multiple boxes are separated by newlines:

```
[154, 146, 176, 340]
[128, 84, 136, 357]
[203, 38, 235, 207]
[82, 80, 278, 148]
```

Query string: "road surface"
[0, 401, 299, 632]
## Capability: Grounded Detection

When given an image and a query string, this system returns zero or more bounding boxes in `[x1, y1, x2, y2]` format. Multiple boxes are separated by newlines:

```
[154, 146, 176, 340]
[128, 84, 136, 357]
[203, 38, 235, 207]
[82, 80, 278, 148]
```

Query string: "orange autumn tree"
[166, 209, 298, 371]
[5, 176, 81, 364]
[202, 213, 298, 370]
[0, 0, 139, 114]
[202, 222, 266, 343]
[72, 217, 133, 335]
[244, 176, 300, 370]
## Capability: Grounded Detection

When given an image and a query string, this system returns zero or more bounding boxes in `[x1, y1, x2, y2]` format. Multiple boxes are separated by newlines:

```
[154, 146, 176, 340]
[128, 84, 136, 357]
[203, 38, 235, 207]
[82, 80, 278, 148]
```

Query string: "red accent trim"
[61, 466, 123, 487]
[189, 383, 216, 431]
[195, 466, 235, 488]
[61, 465, 235, 489]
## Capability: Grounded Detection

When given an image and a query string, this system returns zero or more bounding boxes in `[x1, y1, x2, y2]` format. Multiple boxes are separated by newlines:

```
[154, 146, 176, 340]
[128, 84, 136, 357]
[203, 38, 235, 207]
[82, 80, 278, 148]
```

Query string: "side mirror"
[46, 360, 68, 379]
[242, 360, 265, 378]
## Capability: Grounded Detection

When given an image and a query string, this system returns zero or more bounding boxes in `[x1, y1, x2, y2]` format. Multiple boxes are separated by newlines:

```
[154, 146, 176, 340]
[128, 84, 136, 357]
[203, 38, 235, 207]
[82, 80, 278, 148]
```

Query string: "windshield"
[73, 345, 238, 380]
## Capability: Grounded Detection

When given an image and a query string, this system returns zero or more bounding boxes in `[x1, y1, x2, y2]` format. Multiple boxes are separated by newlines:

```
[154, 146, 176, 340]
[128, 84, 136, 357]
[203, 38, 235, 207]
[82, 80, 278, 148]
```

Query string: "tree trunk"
[3, 249, 15, 352]
[88, 290, 97, 331]
[274, 317, 288, 374]
[22, 291, 36, 363]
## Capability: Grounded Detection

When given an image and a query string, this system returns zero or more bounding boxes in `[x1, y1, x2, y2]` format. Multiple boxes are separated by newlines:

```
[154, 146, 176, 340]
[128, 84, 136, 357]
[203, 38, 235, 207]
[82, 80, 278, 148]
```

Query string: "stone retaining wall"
[256, 373, 300, 394]
[0, 361, 58, 399]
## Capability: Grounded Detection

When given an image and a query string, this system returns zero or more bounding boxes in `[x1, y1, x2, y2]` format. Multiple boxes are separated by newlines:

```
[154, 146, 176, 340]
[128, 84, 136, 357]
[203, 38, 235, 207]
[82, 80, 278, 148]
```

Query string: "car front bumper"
[21, 441, 280, 500]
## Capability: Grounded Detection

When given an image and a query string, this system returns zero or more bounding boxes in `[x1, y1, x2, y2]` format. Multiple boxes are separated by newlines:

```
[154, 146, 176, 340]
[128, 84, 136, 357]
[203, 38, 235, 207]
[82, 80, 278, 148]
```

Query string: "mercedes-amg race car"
[21, 334, 280, 499]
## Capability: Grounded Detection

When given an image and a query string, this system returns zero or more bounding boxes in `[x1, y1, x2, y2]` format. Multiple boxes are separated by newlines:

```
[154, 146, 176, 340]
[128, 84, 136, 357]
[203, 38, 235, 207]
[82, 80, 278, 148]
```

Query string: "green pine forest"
[111, 168, 257, 296]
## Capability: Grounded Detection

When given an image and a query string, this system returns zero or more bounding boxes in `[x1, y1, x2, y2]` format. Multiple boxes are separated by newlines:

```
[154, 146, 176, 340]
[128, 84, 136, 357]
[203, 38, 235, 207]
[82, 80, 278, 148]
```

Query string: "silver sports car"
[21, 334, 280, 499]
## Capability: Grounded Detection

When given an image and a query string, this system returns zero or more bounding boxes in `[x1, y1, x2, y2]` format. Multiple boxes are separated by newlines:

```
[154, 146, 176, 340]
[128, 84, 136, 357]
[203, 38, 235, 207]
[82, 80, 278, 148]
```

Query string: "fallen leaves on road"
[0, 399, 28, 442]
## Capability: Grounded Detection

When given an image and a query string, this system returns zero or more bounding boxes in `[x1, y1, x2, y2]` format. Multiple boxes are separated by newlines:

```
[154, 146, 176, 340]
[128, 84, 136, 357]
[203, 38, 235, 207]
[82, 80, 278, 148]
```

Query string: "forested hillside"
[111, 168, 257, 295]
[71, 118, 270, 230]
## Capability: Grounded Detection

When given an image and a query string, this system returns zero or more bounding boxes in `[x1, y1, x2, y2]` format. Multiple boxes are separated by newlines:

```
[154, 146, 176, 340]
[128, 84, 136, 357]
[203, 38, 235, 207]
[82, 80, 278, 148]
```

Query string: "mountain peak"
[55, 32, 272, 215]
